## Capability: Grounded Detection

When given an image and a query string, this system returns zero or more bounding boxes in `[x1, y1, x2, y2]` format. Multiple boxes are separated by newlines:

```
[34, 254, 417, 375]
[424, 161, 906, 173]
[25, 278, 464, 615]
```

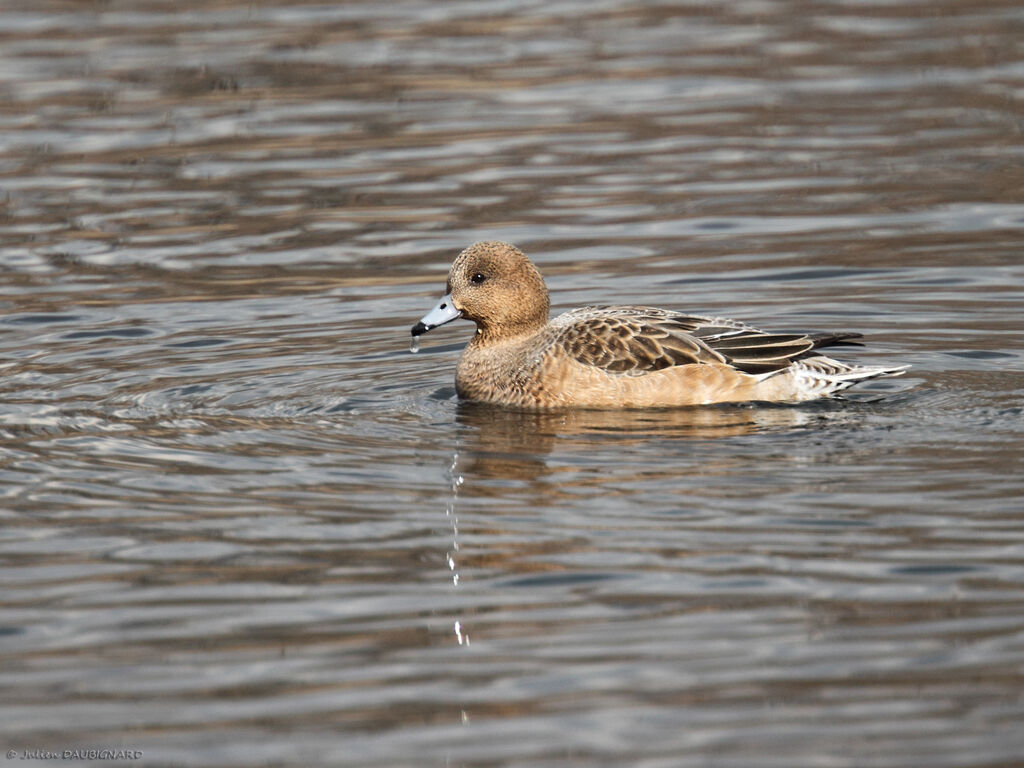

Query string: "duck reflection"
[453, 400, 831, 482]
[440, 399, 866, 667]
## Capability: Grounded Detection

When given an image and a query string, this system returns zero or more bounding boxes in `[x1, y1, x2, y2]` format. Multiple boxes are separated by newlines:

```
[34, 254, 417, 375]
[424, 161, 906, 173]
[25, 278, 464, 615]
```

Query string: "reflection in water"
[446, 450, 467, 639]
[453, 399, 853, 482]
[445, 451, 472, 728]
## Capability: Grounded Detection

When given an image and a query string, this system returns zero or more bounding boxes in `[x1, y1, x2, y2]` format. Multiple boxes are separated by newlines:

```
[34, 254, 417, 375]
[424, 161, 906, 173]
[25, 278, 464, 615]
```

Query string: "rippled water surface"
[2, 1, 1024, 766]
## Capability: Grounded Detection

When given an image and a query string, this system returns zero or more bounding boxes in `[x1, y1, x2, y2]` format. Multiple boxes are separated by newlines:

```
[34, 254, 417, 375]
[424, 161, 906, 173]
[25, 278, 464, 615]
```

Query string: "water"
[2, 1, 1023, 766]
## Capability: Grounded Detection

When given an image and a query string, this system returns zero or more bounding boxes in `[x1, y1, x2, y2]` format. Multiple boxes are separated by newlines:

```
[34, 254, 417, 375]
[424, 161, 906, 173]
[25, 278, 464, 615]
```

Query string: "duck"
[411, 241, 907, 408]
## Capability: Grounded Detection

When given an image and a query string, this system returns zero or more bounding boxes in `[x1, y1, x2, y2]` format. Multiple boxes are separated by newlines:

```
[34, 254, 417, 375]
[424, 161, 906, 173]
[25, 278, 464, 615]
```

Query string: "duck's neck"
[472, 316, 547, 346]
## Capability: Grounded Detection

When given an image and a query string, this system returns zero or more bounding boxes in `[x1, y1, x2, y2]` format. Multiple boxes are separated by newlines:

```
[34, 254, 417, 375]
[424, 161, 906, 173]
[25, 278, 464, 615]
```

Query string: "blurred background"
[1, 1, 1023, 766]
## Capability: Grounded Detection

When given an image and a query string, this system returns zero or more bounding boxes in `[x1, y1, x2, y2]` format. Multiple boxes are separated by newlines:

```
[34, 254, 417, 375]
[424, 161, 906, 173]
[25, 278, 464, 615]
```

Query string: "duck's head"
[412, 241, 550, 341]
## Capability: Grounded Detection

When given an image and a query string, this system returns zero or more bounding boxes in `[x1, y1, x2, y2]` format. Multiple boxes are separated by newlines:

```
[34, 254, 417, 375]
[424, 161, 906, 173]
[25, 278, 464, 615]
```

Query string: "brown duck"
[412, 241, 907, 408]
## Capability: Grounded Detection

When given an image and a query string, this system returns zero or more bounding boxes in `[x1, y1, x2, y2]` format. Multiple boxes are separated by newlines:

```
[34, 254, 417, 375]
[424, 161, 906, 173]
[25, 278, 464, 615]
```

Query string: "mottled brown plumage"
[412, 241, 907, 408]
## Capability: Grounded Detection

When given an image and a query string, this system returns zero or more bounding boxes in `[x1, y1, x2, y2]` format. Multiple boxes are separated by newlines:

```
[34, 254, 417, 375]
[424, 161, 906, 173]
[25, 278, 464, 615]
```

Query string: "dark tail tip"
[809, 331, 864, 349]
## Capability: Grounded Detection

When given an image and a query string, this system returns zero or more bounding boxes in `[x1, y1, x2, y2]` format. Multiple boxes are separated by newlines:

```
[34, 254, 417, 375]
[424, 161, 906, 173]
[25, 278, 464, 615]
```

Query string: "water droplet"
[409, 336, 420, 354]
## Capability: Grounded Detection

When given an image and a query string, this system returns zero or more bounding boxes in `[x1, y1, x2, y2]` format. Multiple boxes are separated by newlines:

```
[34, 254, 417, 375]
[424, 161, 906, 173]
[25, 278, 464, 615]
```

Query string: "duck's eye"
[471, 272, 487, 284]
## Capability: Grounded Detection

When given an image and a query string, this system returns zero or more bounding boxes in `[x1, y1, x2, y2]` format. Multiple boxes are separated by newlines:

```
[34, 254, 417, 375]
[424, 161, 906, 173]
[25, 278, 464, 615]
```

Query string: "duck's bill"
[411, 293, 462, 336]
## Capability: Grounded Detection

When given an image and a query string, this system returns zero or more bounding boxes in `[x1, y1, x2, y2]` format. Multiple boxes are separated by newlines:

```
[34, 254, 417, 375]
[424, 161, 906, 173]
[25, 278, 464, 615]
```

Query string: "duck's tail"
[758, 355, 909, 401]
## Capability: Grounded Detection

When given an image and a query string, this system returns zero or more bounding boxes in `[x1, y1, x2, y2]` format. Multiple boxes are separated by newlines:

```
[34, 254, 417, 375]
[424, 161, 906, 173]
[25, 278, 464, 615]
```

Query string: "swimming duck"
[412, 241, 906, 408]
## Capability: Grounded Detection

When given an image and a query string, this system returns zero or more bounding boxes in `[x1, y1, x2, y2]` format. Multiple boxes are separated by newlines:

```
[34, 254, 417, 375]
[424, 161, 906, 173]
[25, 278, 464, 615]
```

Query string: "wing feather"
[554, 306, 862, 376]
[556, 308, 724, 374]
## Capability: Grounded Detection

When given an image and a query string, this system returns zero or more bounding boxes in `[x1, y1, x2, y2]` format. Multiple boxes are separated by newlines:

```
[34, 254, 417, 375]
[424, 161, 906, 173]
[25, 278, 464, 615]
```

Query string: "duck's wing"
[554, 307, 724, 373]
[555, 307, 838, 375]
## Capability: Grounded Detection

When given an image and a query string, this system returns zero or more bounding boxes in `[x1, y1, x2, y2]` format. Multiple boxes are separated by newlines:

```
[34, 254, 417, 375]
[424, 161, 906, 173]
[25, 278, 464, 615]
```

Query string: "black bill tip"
[411, 321, 430, 337]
